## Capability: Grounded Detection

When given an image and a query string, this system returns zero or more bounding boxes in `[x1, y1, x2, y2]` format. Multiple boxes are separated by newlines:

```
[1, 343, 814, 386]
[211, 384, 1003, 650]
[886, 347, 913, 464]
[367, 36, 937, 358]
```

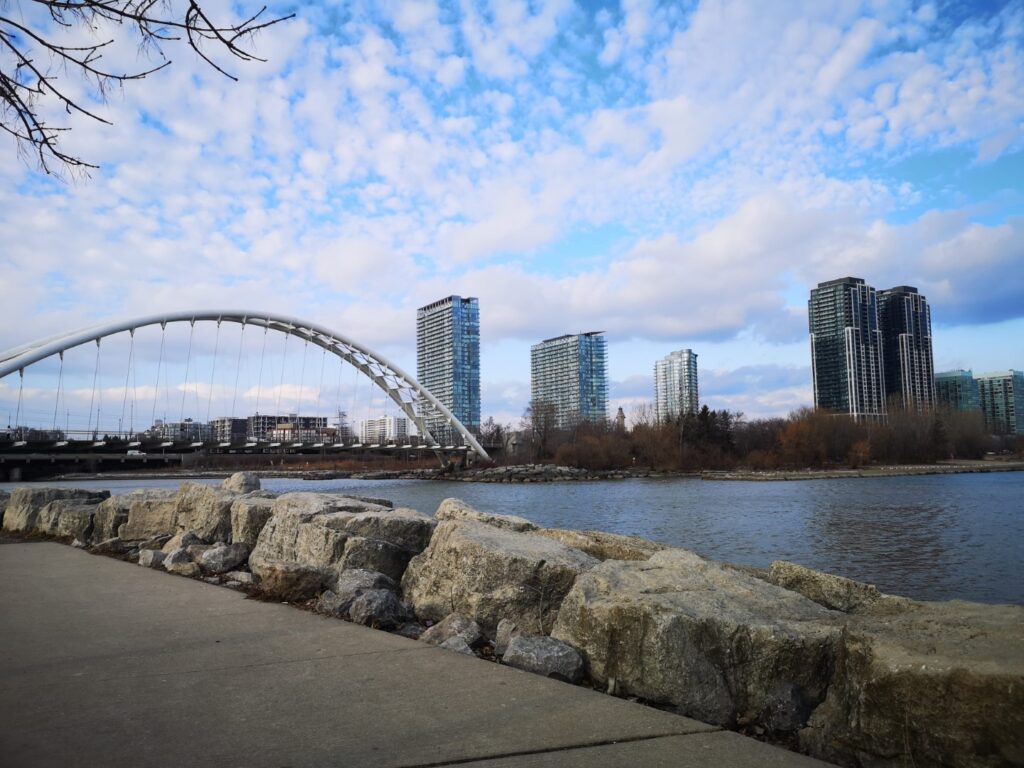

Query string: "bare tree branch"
[1, 0, 293, 176]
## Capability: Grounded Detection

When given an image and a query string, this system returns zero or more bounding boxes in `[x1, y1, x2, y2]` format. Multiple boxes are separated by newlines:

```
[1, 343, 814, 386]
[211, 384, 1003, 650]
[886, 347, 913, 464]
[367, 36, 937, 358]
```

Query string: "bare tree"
[1, 0, 292, 175]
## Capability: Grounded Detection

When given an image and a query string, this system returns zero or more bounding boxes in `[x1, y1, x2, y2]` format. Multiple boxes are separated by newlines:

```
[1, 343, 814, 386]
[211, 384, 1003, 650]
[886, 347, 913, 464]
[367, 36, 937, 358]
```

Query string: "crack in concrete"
[393, 730, 724, 768]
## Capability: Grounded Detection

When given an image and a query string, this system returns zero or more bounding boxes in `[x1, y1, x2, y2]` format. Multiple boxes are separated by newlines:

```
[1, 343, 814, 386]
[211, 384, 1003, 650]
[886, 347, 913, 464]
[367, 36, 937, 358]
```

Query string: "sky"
[2, 0, 1023, 431]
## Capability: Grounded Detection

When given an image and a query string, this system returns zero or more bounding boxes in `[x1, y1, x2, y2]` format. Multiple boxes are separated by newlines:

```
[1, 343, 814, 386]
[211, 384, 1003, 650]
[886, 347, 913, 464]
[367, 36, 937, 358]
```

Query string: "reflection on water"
[3, 472, 1022, 605]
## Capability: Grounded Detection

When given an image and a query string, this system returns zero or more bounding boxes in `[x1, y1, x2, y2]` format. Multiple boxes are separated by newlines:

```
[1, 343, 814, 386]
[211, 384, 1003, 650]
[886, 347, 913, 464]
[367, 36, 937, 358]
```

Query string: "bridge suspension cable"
[0, 310, 488, 459]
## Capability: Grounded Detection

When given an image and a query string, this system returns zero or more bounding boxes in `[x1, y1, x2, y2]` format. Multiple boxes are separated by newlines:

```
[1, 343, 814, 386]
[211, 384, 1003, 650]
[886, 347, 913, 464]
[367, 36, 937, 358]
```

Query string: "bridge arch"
[0, 310, 489, 461]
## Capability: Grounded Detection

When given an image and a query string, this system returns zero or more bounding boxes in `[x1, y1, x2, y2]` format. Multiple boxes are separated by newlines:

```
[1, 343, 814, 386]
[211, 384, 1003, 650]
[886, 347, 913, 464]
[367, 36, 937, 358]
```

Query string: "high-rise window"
[935, 370, 979, 412]
[530, 332, 608, 430]
[416, 296, 480, 444]
[655, 349, 698, 421]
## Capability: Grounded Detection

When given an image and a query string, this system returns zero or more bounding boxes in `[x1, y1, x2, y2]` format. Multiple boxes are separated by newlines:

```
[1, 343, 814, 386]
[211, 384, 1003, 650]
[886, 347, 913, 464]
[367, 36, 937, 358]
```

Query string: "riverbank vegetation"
[492, 404, 1023, 472]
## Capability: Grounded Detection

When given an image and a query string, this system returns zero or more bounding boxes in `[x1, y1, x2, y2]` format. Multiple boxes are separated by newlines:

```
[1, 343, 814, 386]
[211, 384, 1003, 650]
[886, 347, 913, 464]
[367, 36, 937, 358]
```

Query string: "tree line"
[478, 401, 1022, 472]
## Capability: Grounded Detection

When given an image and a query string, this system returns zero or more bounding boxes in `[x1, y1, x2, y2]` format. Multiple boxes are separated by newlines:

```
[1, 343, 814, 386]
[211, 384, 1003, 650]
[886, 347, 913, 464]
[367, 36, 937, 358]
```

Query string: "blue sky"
[1, 0, 1023, 429]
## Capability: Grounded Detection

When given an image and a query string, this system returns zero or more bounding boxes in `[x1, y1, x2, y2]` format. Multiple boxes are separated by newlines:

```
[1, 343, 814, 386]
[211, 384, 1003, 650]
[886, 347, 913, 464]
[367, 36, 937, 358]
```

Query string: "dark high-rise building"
[416, 296, 480, 444]
[808, 277, 886, 419]
[935, 370, 980, 412]
[530, 332, 608, 430]
[878, 286, 935, 411]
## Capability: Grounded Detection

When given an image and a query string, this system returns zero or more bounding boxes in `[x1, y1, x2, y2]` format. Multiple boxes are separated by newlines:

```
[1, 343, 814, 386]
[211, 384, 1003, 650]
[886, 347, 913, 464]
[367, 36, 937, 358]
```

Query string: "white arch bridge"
[0, 311, 488, 468]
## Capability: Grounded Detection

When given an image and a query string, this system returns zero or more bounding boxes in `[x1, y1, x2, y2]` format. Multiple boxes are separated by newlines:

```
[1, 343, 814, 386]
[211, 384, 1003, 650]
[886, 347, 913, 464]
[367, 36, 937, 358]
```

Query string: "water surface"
[4, 473, 1022, 605]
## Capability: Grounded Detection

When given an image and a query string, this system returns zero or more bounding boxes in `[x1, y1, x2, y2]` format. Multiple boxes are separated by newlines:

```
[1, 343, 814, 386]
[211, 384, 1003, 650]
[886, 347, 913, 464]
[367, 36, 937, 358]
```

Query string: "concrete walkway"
[0, 543, 834, 767]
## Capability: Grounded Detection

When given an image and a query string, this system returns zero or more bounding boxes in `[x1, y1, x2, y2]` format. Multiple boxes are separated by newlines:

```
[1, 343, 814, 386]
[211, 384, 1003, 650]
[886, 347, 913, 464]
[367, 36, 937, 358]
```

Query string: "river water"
[4, 472, 1023, 605]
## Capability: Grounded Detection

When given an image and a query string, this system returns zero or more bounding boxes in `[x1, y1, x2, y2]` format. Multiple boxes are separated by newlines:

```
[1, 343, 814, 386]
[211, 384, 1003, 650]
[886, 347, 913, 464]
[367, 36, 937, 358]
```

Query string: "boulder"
[230, 495, 276, 548]
[91, 492, 147, 542]
[338, 537, 409, 582]
[222, 472, 260, 493]
[34, 500, 98, 540]
[199, 543, 250, 574]
[419, 613, 484, 648]
[163, 548, 192, 569]
[402, 520, 598, 634]
[173, 483, 237, 542]
[318, 569, 397, 619]
[434, 498, 537, 532]
[138, 549, 167, 569]
[348, 589, 414, 629]
[117, 490, 178, 541]
[186, 543, 215, 560]
[768, 560, 881, 613]
[138, 534, 172, 551]
[2, 487, 109, 533]
[91, 536, 130, 555]
[0, 490, 9, 524]
[551, 549, 839, 733]
[502, 635, 584, 684]
[249, 493, 431, 584]
[166, 561, 201, 577]
[495, 618, 520, 656]
[162, 530, 203, 553]
[439, 636, 475, 656]
[253, 561, 328, 601]
[800, 599, 1024, 768]
[533, 528, 667, 561]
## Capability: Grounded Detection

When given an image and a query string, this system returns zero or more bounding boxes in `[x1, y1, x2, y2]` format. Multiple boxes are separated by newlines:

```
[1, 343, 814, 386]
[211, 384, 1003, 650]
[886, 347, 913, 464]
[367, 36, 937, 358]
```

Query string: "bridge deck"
[0, 543, 833, 768]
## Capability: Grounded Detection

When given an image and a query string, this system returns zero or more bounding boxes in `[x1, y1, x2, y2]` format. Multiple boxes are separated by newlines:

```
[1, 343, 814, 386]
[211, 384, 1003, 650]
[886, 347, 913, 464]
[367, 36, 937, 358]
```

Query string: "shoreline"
[38, 459, 1024, 483]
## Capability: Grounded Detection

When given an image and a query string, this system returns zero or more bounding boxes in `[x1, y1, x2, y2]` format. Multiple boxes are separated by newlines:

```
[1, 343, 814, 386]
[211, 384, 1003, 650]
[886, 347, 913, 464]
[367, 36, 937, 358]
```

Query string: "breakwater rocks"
[2, 475, 1022, 767]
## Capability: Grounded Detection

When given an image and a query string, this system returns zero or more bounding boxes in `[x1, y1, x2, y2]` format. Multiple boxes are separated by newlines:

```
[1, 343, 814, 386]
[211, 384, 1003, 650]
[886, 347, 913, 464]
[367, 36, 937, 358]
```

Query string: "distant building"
[808, 277, 886, 419]
[935, 370, 980, 412]
[654, 349, 698, 421]
[267, 422, 329, 442]
[150, 418, 212, 441]
[360, 415, 409, 444]
[878, 286, 935, 411]
[530, 332, 608, 430]
[211, 417, 247, 442]
[976, 371, 1024, 435]
[416, 296, 480, 445]
[246, 414, 327, 440]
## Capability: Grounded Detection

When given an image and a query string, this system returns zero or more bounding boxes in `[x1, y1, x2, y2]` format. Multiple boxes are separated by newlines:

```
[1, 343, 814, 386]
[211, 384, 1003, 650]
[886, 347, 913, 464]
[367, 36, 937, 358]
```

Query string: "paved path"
[0, 543, 834, 767]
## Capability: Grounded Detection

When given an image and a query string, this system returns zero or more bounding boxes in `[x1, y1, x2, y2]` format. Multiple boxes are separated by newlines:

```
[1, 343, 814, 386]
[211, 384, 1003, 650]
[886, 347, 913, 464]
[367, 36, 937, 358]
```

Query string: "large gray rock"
[348, 589, 413, 629]
[173, 483, 238, 542]
[439, 636, 475, 656]
[420, 613, 484, 648]
[253, 561, 328, 601]
[402, 520, 598, 635]
[222, 471, 260, 493]
[551, 549, 839, 733]
[434, 498, 537, 532]
[91, 492, 147, 542]
[533, 528, 667, 562]
[0, 490, 10, 525]
[768, 560, 881, 613]
[338, 536, 409, 582]
[117, 490, 178, 541]
[317, 569, 397, 619]
[502, 635, 584, 684]
[2, 488, 109, 533]
[249, 493, 432, 584]
[199, 542, 250, 574]
[137, 549, 167, 569]
[800, 599, 1024, 768]
[34, 500, 100, 540]
[162, 530, 203, 553]
[230, 494, 276, 548]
